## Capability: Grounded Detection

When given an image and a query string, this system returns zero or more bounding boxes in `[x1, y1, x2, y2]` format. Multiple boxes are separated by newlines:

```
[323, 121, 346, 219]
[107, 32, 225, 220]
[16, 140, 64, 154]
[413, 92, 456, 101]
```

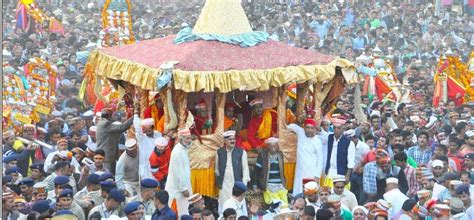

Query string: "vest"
[325, 134, 351, 175]
[216, 147, 243, 188]
[120, 153, 139, 182]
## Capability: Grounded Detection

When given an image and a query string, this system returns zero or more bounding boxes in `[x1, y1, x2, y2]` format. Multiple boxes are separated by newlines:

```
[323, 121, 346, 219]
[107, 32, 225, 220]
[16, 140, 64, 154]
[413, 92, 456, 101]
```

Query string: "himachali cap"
[386, 177, 399, 185]
[417, 189, 431, 198]
[249, 98, 263, 107]
[328, 194, 342, 203]
[448, 112, 459, 118]
[264, 137, 279, 144]
[125, 139, 138, 150]
[332, 175, 346, 183]
[376, 199, 391, 211]
[89, 126, 97, 133]
[124, 201, 142, 215]
[141, 118, 155, 127]
[319, 186, 331, 193]
[13, 196, 26, 204]
[37, 127, 47, 134]
[422, 172, 435, 180]
[83, 110, 94, 119]
[352, 206, 369, 216]
[154, 137, 169, 147]
[223, 130, 236, 138]
[330, 117, 346, 126]
[343, 129, 355, 138]
[188, 193, 203, 204]
[466, 130, 474, 138]
[432, 160, 444, 168]
[33, 182, 47, 192]
[178, 128, 191, 136]
[304, 181, 319, 195]
[141, 178, 159, 188]
[195, 99, 207, 110]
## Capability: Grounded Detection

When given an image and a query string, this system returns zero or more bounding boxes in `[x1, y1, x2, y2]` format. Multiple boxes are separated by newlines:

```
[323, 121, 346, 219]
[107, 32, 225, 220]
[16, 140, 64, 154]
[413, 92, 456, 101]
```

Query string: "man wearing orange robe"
[193, 99, 213, 135]
[224, 103, 240, 131]
[246, 98, 277, 149]
[143, 96, 165, 133]
[149, 137, 172, 187]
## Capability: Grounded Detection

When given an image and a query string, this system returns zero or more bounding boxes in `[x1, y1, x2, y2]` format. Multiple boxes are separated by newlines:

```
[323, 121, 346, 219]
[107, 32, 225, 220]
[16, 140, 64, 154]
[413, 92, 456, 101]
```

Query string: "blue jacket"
[151, 206, 177, 220]
[325, 134, 351, 175]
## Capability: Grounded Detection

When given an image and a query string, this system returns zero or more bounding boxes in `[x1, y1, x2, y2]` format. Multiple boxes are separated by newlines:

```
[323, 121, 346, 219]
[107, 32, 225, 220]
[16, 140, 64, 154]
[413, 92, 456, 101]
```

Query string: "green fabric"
[341, 208, 353, 220]
[370, 19, 381, 29]
[407, 156, 418, 168]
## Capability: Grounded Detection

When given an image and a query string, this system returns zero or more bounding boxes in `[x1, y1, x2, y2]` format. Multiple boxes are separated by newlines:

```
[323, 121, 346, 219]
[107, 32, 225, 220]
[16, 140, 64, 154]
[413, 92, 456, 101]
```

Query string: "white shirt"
[288, 124, 324, 196]
[354, 141, 370, 166]
[222, 197, 248, 219]
[133, 114, 162, 180]
[384, 188, 408, 219]
[328, 135, 355, 177]
[165, 143, 192, 199]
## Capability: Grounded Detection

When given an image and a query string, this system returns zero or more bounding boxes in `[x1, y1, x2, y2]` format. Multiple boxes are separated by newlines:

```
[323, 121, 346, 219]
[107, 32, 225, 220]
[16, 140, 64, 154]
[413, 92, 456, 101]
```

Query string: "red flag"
[375, 76, 392, 101]
[48, 18, 65, 35]
[447, 76, 466, 107]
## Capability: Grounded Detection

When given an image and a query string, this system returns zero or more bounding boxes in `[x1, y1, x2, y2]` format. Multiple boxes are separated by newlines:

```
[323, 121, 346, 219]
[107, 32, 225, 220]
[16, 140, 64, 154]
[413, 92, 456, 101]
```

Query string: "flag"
[447, 76, 466, 106]
[15, 3, 28, 31]
[48, 18, 65, 35]
[375, 75, 392, 101]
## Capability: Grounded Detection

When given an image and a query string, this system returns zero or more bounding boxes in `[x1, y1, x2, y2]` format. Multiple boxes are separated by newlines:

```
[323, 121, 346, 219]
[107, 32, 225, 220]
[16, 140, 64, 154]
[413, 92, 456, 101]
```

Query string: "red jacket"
[149, 146, 172, 181]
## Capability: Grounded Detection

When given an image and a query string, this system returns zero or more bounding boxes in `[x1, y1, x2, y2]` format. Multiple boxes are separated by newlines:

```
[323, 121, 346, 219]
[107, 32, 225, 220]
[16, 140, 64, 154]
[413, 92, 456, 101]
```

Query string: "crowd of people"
[2, 0, 474, 219]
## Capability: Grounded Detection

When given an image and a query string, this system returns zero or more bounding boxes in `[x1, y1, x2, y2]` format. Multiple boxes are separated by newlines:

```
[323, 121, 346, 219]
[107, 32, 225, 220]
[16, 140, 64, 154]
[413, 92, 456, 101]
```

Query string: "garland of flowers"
[100, 0, 134, 47]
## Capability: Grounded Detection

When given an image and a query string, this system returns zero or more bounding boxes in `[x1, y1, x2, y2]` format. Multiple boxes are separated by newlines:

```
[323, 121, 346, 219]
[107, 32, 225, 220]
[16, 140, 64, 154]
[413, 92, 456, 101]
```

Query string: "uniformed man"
[74, 173, 102, 209]
[124, 201, 144, 220]
[57, 189, 86, 220]
[88, 188, 126, 219]
[47, 175, 70, 201]
[18, 178, 34, 202]
[128, 178, 159, 215]
[30, 163, 45, 183]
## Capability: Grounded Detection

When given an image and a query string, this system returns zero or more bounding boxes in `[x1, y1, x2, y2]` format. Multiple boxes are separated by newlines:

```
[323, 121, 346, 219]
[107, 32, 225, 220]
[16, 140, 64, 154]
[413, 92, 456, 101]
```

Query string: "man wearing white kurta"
[383, 177, 408, 219]
[287, 118, 324, 196]
[215, 130, 250, 214]
[133, 114, 162, 180]
[165, 128, 193, 217]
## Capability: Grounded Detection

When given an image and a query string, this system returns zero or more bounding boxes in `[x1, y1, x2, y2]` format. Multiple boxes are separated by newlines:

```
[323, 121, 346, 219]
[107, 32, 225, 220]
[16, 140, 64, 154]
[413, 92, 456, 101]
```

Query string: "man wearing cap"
[246, 98, 278, 149]
[32, 182, 48, 201]
[83, 110, 95, 129]
[224, 102, 240, 132]
[363, 154, 408, 202]
[133, 101, 163, 180]
[57, 189, 86, 220]
[302, 181, 320, 210]
[74, 173, 101, 209]
[193, 98, 214, 135]
[5, 166, 22, 184]
[216, 130, 250, 213]
[222, 181, 248, 219]
[253, 137, 287, 205]
[88, 188, 126, 218]
[65, 117, 88, 146]
[6, 139, 36, 177]
[124, 201, 144, 220]
[327, 194, 353, 220]
[43, 138, 70, 173]
[2, 130, 16, 153]
[96, 107, 133, 172]
[2, 192, 20, 220]
[383, 177, 408, 219]
[149, 137, 171, 186]
[332, 175, 358, 211]
[128, 178, 159, 215]
[165, 128, 193, 216]
[324, 118, 356, 188]
[85, 126, 97, 153]
[116, 138, 140, 196]
[287, 118, 324, 196]
[456, 184, 472, 210]
[30, 163, 45, 183]
[459, 131, 474, 165]
[3, 154, 19, 173]
[431, 159, 445, 179]
[19, 178, 34, 202]
[347, 128, 370, 204]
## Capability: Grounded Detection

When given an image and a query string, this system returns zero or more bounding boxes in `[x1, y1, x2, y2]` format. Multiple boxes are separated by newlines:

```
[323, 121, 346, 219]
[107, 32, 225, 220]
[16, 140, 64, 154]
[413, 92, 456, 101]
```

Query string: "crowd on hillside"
[2, 0, 474, 219]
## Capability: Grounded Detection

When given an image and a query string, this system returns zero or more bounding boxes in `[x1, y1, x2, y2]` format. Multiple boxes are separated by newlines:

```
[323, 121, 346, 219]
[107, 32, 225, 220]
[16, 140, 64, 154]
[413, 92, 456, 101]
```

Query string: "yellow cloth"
[191, 168, 217, 197]
[88, 50, 357, 93]
[256, 110, 275, 140]
[224, 116, 235, 130]
[193, 0, 252, 36]
[263, 189, 288, 205]
[284, 163, 295, 190]
[20, 0, 34, 5]
[286, 109, 296, 124]
[321, 176, 351, 190]
[150, 105, 165, 133]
